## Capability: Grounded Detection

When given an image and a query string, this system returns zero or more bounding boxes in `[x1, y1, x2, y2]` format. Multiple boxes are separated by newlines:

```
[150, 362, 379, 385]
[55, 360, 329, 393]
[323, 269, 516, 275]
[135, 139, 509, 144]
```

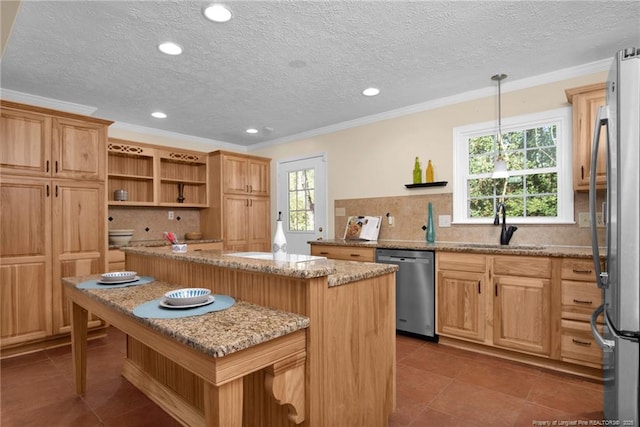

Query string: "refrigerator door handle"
[591, 304, 615, 350]
[589, 105, 610, 289]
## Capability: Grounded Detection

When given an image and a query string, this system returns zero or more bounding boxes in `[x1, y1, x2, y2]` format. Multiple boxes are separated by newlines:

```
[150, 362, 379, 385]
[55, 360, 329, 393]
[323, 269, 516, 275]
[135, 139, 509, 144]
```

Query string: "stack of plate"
[162, 288, 213, 308]
[98, 271, 139, 284]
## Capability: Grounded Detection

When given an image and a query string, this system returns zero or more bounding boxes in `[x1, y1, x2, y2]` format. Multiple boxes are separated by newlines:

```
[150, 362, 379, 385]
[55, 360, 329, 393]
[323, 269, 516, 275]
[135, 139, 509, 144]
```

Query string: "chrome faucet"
[494, 203, 517, 245]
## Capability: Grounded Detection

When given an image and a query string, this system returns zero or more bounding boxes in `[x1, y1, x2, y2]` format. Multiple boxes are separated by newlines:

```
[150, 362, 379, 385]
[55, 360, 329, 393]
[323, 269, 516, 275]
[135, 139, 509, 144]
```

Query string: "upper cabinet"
[0, 100, 110, 180]
[221, 153, 270, 196]
[107, 139, 208, 207]
[565, 83, 607, 192]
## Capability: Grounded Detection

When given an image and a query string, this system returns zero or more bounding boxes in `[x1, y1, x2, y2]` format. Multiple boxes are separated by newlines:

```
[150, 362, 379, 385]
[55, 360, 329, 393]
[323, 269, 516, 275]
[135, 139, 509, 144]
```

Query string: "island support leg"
[71, 302, 88, 395]
[265, 351, 307, 424]
[204, 377, 243, 427]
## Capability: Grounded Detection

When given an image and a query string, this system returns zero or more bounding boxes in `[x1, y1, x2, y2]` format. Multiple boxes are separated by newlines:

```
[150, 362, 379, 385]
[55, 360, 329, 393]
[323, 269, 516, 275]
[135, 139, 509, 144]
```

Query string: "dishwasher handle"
[378, 255, 430, 264]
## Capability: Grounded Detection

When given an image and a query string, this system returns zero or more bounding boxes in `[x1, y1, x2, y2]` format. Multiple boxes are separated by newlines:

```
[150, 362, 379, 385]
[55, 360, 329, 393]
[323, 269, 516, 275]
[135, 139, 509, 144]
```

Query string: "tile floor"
[1, 328, 603, 426]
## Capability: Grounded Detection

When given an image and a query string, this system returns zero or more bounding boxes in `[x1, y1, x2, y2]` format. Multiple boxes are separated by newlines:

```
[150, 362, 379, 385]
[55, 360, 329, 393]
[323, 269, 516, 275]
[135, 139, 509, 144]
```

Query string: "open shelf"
[404, 181, 448, 189]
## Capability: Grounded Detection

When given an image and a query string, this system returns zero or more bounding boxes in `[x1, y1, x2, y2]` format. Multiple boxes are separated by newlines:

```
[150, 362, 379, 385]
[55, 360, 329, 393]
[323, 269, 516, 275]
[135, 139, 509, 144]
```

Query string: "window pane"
[469, 178, 495, 197]
[526, 147, 557, 168]
[526, 195, 558, 216]
[469, 135, 495, 156]
[469, 198, 494, 218]
[526, 172, 557, 194]
[288, 168, 315, 231]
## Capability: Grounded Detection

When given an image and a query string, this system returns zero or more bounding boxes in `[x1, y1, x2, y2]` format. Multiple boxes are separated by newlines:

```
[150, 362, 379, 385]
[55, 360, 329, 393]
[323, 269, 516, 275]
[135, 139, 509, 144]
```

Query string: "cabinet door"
[248, 196, 271, 251]
[222, 155, 249, 194]
[569, 85, 606, 191]
[248, 159, 270, 196]
[0, 108, 52, 177]
[223, 194, 250, 251]
[437, 270, 485, 342]
[0, 177, 52, 346]
[52, 117, 106, 180]
[52, 181, 105, 334]
[493, 275, 550, 355]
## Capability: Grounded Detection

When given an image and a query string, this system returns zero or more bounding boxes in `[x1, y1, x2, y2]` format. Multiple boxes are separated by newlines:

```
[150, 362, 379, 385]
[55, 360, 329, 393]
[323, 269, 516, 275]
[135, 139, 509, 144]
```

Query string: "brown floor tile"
[513, 402, 572, 427]
[456, 358, 539, 399]
[396, 363, 452, 404]
[101, 400, 181, 426]
[411, 407, 481, 427]
[400, 343, 471, 378]
[388, 395, 429, 426]
[429, 380, 525, 427]
[1, 396, 100, 427]
[528, 376, 603, 416]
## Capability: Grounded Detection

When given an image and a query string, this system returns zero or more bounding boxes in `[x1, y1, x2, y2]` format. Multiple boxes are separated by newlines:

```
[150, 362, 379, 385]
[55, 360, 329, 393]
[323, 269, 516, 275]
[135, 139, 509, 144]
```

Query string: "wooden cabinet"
[560, 258, 603, 367]
[108, 249, 126, 272]
[202, 151, 271, 252]
[0, 101, 111, 355]
[0, 101, 106, 180]
[0, 177, 52, 346]
[107, 139, 208, 207]
[436, 252, 551, 357]
[436, 253, 487, 342]
[310, 244, 375, 262]
[493, 256, 551, 356]
[566, 83, 607, 191]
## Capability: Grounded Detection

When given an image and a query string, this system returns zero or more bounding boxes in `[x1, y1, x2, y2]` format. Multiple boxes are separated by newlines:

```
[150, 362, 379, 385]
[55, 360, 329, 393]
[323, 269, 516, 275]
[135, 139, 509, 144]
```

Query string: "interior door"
[276, 154, 327, 255]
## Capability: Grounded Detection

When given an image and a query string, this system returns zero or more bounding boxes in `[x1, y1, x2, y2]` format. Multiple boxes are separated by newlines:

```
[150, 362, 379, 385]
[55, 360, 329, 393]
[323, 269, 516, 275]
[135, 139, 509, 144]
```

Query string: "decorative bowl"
[109, 229, 134, 246]
[164, 288, 211, 306]
[100, 271, 137, 282]
[184, 232, 203, 240]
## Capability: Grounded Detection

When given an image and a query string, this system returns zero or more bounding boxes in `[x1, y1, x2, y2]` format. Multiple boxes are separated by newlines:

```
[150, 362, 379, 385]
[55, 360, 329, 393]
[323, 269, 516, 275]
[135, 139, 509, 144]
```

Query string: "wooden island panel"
[125, 251, 396, 426]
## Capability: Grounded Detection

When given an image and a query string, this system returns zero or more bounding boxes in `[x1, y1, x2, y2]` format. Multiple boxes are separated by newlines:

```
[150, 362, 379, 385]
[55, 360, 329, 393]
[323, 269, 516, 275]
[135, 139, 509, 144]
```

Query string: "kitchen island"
[120, 246, 398, 426]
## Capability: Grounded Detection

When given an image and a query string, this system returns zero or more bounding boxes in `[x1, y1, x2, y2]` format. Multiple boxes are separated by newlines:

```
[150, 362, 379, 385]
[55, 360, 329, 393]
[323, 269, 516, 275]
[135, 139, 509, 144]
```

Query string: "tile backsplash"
[334, 192, 604, 247]
[108, 207, 200, 243]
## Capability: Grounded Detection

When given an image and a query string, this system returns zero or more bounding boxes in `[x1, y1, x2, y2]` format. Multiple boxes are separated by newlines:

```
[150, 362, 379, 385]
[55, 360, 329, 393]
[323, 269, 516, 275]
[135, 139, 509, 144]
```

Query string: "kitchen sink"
[456, 243, 545, 250]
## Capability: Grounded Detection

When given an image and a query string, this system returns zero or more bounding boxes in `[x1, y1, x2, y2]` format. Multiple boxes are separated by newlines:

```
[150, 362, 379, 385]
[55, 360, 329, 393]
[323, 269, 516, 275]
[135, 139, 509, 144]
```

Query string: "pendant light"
[491, 73, 509, 179]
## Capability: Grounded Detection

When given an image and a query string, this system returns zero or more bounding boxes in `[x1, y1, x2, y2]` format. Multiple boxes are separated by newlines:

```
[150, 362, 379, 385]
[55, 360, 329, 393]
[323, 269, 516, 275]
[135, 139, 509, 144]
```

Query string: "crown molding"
[110, 121, 244, 152]
[0, 88, 98, 115]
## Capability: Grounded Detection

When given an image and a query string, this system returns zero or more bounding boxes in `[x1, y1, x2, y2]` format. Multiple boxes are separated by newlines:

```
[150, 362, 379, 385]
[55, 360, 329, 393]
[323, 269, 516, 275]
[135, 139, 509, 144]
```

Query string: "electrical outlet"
[578, 212, 606, 228]
[438, 214, 451, 228]
[168, 211, 174, 220]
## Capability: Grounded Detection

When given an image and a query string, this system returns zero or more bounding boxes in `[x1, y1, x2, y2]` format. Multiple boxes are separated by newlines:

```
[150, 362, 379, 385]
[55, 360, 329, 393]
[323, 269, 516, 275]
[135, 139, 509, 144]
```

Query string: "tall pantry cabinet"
[202, 151, 271, 252]
[0, 100, 112, 356]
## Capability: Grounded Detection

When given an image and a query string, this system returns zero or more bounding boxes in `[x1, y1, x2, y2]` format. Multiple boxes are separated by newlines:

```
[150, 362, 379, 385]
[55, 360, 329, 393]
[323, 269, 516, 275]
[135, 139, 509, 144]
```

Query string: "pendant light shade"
[491, 73, 508, 179]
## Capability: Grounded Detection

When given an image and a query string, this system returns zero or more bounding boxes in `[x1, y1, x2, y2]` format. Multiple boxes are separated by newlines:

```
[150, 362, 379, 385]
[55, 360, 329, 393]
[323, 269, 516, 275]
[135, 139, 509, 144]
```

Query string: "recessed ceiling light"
[151, 112, 167, 119]
[362, 87, 380, 97]
[203, 4, 232, 22]
[158, 42, 183, 56]
[246, 128, 258, 134]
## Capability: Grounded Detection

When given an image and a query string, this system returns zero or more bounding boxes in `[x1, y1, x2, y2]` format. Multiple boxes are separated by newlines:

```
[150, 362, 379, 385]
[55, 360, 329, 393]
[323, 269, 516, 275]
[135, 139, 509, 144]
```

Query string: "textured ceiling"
[1, 1, 639, 147]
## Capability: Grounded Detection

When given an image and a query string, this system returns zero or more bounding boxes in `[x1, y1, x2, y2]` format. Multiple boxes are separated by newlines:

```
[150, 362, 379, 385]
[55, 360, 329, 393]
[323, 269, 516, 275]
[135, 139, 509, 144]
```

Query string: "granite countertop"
[310, 239, 598, 259]
[122, 246, 397, 283]
[109, 239, 222, 250]
[62, 275, 309, 358]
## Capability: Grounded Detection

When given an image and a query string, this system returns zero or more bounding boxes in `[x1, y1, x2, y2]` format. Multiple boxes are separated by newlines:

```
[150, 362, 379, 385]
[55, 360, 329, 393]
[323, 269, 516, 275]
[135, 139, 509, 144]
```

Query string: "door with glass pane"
[276, 154, 327, 254]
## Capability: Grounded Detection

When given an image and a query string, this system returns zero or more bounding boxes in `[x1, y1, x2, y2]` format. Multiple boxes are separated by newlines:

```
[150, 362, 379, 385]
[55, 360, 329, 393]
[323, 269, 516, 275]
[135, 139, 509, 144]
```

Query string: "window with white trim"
[453, 108, 573, 224]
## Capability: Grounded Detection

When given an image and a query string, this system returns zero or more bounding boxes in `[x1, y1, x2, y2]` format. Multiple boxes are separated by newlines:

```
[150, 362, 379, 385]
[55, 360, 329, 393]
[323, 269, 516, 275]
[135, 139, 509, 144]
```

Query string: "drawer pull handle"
[573, 299, 593, 305]
[350, 253, 361, 257]
[320, 251, 329, 255]
[572, 338, 592, 347]
[477, 281, 481, 294]
[572, 268, 592, 274]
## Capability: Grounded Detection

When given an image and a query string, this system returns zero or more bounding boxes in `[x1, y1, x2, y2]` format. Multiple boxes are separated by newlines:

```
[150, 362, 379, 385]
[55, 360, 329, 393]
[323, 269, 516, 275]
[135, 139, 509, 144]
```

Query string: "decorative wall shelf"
[404, 181, 448, 189]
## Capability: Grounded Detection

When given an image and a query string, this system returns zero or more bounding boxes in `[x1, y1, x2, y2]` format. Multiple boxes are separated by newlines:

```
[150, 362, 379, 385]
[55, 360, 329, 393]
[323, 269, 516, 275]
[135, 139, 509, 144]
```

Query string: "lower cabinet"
[437, 253, 554, 357]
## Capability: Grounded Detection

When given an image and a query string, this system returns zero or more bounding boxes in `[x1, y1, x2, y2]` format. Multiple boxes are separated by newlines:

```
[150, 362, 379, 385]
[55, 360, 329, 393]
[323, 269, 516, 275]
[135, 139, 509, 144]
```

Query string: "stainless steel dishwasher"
[375, 248, 437, 340]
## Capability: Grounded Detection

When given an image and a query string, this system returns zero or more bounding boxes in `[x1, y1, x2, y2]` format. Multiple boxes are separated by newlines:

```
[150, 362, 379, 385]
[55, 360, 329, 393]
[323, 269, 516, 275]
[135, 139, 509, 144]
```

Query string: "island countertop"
[62, 275, 310, 358]
[122, 246, 398, 286]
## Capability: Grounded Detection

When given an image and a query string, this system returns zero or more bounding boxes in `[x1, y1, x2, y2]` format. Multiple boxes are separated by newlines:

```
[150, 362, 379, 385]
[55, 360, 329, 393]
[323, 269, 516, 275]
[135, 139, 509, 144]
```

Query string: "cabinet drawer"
[311, 245, 375, 262]
[561, 319, 603, 366]
[561, 280, 602, 322]
[437, 252, 486, 273]
[493, 255, 551, 278]
[561, 258, 599, 281]
[108, 249, 125, 263]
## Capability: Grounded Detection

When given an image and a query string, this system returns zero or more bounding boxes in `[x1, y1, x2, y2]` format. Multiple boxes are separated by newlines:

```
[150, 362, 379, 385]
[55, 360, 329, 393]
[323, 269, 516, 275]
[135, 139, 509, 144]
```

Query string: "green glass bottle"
[413, 157, 422, 184]
[426, 202, 435, 243]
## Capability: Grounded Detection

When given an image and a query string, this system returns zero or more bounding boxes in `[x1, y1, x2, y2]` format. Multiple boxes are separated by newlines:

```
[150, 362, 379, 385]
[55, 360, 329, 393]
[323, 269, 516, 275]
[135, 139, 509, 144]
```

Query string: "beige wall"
[252, 71, 607, 241]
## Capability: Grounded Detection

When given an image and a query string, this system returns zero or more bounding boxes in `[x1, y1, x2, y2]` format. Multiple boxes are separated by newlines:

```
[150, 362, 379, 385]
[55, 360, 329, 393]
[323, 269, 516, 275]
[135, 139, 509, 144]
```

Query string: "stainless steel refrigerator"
[590, 47, 640, 424]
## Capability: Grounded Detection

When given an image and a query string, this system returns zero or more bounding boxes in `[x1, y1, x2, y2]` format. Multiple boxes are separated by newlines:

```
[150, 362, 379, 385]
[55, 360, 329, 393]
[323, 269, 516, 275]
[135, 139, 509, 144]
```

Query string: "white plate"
[97, 276, 140, 285]
[100, 271, 137, 281]
[159, 295, 216, 309]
